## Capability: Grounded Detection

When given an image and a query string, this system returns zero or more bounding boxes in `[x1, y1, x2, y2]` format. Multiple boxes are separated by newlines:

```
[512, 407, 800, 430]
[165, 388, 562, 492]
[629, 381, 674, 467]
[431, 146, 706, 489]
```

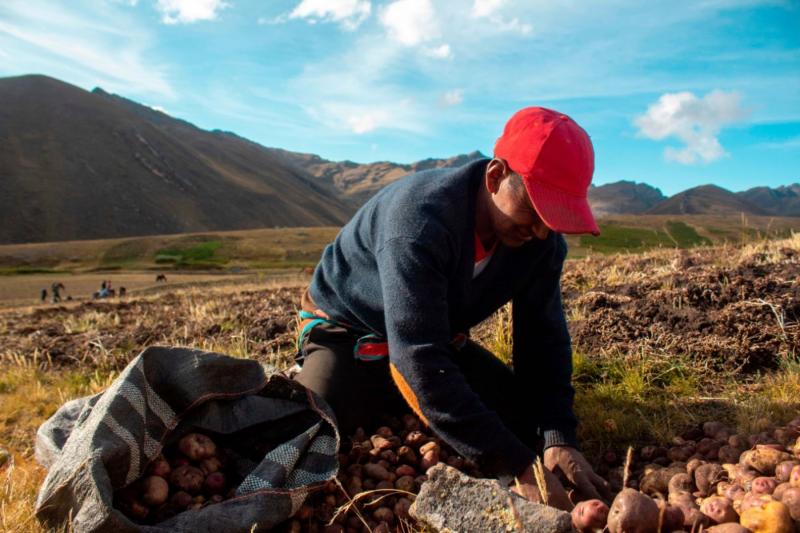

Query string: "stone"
[409, 463, 572, 533]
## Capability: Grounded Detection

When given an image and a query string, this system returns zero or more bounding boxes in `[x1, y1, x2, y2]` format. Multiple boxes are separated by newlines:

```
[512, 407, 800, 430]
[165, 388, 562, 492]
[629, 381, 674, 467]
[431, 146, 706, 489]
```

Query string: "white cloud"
[441, 89, 463, 106]
[155, 0, 229, 24]
[635, 90, 749, 164]
[0, 1, 173, 98]
[379, 0, 438, 46]
[425, 43, 451, 59]
[289, 0, 371, 30]
[471, 0, 504, 18]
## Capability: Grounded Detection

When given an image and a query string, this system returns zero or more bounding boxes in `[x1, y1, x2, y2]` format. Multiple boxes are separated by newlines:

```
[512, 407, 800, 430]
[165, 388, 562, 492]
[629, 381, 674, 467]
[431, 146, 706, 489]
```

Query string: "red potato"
[397, 446, 417, 465]
[141, 475, 169, 506]
[395, 475, 415, 492]
[372, 507, 394, 524]
[740, 447, 792, 476]
[789, 464, 800, 487]
[717, 445, 742, 464]
[363, 463, 390, 481]
[774, 460, 798, 482]
[751, 476, 779, 495]
[694, 463, 726, 497]
[780, 486, 800, 520]
[178, 433, 217, 461]
[667, 473, 694, 495]
[656, 503, 684, 533]
[395, 464, 415, 477]
[204, 472, 226, 494]
[703, 421, 728, 438]
[772, 482, 790, 501]
[404, 431, 427, 447]
[668, 491, 709, 529]
[146, 455, 171, 477]
[170, 491, 193, 510]
[170, 465, 205, 493]
[393, 497, 412, 520]
[419, 441, 440, 456]
[420, 450, 439, 471]
[699, 496, 738, 524]
[571, 499, 609, 532]
[200, 456, 222, 475]
[370, 436, 392, 451]
[607, 488, 660, 533]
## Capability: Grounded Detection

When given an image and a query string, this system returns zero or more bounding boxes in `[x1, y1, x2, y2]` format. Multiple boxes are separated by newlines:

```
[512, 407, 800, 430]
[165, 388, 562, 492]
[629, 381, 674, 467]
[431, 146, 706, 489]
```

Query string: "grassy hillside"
[0, 215, 796, 274]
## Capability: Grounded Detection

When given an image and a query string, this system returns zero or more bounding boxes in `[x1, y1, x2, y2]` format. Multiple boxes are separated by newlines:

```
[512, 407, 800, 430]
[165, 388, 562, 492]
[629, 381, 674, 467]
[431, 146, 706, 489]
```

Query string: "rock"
[409, 464, 572, 533]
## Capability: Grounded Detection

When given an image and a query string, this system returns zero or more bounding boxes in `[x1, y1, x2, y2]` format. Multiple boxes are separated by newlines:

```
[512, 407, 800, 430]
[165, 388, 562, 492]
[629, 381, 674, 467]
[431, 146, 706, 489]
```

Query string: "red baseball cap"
[494, 107, 600, 236]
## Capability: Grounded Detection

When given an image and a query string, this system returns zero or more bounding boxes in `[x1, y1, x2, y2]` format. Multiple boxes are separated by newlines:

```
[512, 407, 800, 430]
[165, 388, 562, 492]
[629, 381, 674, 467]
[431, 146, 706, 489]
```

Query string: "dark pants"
[294, 321, 541, 453]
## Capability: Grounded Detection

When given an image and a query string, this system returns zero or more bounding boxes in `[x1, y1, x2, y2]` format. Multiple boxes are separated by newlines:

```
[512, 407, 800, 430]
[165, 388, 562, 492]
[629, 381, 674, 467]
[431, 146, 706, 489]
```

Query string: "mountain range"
[0, 74, 797, 244]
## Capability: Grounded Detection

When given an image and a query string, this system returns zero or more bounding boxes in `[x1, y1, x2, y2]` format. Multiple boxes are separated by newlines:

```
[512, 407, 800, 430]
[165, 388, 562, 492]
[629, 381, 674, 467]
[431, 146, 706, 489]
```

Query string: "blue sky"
[0, 0, 798, 195]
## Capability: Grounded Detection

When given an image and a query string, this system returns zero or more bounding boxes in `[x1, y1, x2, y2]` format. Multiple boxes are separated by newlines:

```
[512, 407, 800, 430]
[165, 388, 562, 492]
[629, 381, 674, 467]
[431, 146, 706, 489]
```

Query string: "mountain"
[588, 180, 666, 216]
[272, 149, 487, 207]
[737, 184, 800, 216]
[0, 74, 352, 244]
[647, 184, 765, 215]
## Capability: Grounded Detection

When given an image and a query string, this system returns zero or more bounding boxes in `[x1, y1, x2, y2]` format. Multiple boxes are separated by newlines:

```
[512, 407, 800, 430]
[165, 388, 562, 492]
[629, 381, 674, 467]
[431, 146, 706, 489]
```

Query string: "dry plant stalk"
[622, 446, 633, 489]
[332, 477, 373, 532]
[532, 458, 548, 506]
[328, 487, 416, 529]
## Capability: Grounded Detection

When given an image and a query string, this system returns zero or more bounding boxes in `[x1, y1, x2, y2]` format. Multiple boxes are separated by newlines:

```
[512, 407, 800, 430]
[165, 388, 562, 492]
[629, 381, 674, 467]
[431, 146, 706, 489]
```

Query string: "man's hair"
[507, 172, 525, 193]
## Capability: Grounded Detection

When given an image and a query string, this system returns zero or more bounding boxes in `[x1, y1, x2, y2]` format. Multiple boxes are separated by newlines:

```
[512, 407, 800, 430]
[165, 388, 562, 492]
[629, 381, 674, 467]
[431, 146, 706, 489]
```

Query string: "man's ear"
[485, 158, 510, 194]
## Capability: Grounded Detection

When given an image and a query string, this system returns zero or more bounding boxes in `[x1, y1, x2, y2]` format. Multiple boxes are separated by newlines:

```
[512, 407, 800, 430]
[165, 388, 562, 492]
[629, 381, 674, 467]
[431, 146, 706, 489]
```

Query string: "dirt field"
[1, 235, 798, 532]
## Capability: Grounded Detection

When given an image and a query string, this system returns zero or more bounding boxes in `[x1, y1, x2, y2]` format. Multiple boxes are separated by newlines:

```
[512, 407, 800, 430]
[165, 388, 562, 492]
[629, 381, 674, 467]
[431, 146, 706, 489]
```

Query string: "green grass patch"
[664, 220, 712, 247]
[0, 267, 63, 276]
[579, 224, 674, 254]
[154, 239, 227, 268]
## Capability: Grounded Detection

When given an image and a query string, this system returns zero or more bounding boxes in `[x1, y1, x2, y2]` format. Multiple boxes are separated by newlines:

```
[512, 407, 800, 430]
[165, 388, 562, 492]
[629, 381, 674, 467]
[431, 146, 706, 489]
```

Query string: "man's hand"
[510, 463, 573, 511]
[543, 446, 611, 503]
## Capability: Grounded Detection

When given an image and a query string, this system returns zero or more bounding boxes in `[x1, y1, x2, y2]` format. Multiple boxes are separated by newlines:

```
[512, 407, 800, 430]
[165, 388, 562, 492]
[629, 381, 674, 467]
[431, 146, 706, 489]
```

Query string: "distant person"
[41, 288, 47, 302]
[119, 287, 127, 297]
[51, 282, 64, 303]
[98, 280, 109, 299]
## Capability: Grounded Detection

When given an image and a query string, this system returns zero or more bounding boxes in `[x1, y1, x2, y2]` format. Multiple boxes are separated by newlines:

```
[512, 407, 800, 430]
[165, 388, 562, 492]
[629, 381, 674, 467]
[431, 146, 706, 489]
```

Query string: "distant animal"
[108, 288, 116, 297]
[119, 287, 127, 297]
[51, 282, 65, 303]
[156, 274, 167, 283]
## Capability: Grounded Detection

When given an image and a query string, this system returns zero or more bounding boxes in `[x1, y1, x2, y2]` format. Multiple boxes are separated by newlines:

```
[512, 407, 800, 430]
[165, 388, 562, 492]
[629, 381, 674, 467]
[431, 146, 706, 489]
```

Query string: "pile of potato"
[115, 432, 233, 523]
[574, 416, 800, 533]
[282, 413, 483, 533]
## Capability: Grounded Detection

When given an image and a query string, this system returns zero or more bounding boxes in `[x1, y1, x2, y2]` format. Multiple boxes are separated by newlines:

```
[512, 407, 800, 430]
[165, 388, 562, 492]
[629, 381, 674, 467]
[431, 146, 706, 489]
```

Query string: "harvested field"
[1, 235, 798, 532]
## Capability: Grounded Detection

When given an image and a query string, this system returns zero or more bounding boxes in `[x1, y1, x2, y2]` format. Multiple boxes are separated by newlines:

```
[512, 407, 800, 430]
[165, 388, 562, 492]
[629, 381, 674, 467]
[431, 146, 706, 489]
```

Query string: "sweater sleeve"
[376, 236, 536, 478]
[512, 235, 578, 450]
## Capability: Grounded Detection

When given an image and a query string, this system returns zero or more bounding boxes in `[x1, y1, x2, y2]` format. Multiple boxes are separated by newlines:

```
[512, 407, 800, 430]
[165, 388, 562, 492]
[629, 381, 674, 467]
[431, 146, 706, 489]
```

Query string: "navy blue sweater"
[310, 159, 577, 477]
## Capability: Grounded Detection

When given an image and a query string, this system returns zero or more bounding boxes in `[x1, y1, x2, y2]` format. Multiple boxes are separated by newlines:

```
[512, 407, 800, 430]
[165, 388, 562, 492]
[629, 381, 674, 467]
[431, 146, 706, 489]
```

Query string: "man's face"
[487, 165, 551, 247]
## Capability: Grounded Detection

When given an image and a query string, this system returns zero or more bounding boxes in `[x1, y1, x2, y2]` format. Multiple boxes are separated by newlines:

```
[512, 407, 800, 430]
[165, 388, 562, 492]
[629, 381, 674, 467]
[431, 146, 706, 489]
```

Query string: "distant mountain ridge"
[0, 74, 797, 244]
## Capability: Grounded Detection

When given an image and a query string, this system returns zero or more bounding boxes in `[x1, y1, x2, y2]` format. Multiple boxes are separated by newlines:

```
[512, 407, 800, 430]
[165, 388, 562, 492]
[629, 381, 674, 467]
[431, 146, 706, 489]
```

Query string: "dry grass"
[0, 234, 798, 531]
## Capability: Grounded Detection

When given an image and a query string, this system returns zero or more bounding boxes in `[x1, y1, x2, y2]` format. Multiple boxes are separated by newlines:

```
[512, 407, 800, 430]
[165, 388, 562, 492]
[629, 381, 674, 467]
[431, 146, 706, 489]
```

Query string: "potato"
[607, 488, 660, 533]
[204, 472, 226, 494]
[178, 433, 217, 461]
[419, 441, 440, 455]
[641, 467, 685, 496]
[740, 448, 793, 476]
[704, 524, 750, 533]
[571, 499, 609, 532]
[370, 435, 392, 451]
[718, 445, 742, 464]
[739, 500, 794, 533]
[393, 497, 412, 520]
[739, 492, 775, 514]
[668, 491, 709, 529]
[147, 455, 171, 477]
[779, 486, 800, 520]
[404, 431, 427, 447]
[363, 463, 390, 481]
[694, 463, 726, 497]
[774, 461, 797, 483]
[141, 475, 169, 506]
[372, 506, 394, 523]
[200, 456, 223, 475]
[751, 477, 778, 495]
[395, 464, 415, 477]
[375, 426, 393, 438]
[170, 491, 193, 509]
[703, 421, 728, 439]
[699, 496, 738, 524]
[654, 500, 683, 533]
[170, 465, 205, 493]
[420, 450, 439, 471]
[397, 446, 417, 465]
[395, 475, 415, 492]
[772, 482, 790, 501]
[789, 464, 800, 487]
[667, 473, 694, 495]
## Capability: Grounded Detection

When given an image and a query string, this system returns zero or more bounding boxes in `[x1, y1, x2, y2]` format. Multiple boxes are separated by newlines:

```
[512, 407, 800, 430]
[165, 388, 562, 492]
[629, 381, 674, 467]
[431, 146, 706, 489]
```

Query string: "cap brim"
[524, 180, 600, 236]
